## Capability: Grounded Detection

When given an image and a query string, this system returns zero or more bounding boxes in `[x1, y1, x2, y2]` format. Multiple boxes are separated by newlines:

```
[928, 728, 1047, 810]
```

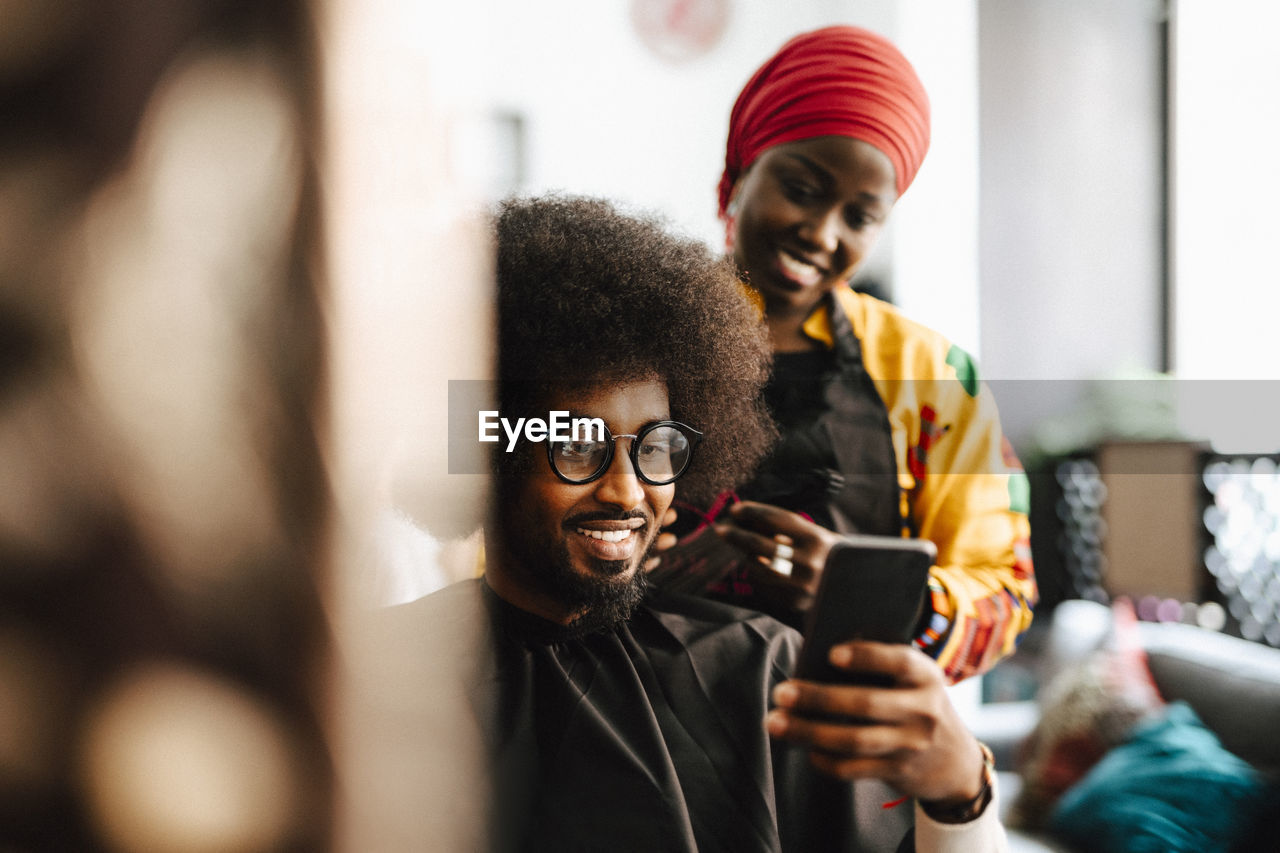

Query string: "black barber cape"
[393, 579, 896, 853]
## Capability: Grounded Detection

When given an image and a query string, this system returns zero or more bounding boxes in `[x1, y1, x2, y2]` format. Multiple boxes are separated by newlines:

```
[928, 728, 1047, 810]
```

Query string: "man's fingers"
[766, 708, 901, 757]
[807, 752, 896, 781]
[826, 641, 940, 688]
[772, 678, 899, 722]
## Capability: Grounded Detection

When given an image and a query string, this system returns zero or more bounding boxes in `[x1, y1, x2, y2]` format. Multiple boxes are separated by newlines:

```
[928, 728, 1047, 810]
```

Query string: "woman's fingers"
[729, 501, 823, 540]
[643, 532, 679, 572]
[714, 523, 816, 608]
[713, 520, 785, 563]
[727, 501, 840, 567]
[643, 507, 682, 571]
[713, 500, 838, 585]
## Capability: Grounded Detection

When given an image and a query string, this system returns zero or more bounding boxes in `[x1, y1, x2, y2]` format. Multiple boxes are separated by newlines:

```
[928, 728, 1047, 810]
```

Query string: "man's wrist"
[919, 741, 995, 825]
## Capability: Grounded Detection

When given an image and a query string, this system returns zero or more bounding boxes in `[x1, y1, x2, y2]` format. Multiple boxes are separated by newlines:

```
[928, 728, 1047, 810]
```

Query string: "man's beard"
[539, 540, 651, 632]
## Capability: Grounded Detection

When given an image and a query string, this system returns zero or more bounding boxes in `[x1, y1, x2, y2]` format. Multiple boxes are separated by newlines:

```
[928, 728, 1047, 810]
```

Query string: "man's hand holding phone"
[760, 535, 991, 818]
[766, 640, 988, 807]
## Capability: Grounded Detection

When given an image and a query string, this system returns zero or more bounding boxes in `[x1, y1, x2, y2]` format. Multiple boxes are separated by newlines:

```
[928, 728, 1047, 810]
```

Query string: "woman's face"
[730, 135, 898, 318]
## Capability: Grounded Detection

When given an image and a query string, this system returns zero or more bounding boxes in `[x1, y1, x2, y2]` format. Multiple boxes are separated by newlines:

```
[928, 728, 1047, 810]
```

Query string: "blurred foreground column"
[318, 0, 494, 849]
[1, 1, 331, 850]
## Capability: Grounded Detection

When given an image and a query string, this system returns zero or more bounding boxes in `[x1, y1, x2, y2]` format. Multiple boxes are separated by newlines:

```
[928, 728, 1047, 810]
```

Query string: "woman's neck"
[766, 311, 823, 353]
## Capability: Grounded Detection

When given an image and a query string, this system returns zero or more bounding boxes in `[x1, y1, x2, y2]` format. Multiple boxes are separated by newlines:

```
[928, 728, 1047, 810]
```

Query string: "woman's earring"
[722, 184, 742, 252]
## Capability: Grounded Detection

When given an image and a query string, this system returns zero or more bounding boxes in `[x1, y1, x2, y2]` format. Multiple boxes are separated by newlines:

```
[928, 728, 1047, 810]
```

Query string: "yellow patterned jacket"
[801, 288, 1037, 682]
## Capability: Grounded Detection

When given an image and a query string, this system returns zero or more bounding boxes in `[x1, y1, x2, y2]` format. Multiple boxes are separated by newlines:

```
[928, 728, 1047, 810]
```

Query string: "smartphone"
[794, 535, 936, 685]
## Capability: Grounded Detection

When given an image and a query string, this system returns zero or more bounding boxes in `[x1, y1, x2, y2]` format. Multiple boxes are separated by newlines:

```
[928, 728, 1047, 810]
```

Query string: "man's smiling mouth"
[576, 528, 635, 543]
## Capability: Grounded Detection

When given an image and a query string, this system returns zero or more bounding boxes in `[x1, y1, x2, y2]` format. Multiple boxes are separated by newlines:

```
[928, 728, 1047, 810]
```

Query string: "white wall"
[976, 0, 1169, 453]
[1168, 0, 1280, 452]
[316, 0, 984, 547]
[1171, 1, 1280, 381]
[327, 1, 1280, 461]
[977, 0, 1166, 384]
[977, 0, 1280, 451]
[891, 2, 981, 357]
[460, 0, 981, 355]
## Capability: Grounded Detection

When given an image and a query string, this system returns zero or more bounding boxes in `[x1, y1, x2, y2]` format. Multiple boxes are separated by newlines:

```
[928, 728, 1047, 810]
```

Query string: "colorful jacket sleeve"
[818, 289, 1037, 683]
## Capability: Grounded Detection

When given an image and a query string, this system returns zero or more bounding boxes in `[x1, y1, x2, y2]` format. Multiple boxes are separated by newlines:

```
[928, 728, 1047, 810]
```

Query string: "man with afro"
[405, 196, 1005, 852]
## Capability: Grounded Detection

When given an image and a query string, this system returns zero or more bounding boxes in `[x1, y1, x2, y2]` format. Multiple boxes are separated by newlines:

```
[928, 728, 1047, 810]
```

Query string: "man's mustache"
[564, 509, 650, 527]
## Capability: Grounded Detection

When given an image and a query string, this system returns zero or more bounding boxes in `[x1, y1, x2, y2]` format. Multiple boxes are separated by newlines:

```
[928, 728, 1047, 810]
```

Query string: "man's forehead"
[542, 378, 671, 424]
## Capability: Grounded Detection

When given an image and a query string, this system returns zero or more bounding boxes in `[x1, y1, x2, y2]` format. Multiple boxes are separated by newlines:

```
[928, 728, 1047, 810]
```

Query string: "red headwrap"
[718, 25, 931, 218]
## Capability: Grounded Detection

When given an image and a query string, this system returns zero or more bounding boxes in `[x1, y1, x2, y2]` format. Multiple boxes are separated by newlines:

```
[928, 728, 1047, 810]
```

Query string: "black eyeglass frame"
[545, 420, 703, 486]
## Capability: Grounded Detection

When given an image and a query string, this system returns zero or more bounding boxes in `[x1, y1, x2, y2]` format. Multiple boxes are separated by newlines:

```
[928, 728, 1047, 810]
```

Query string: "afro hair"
[494, 195, 775, 505]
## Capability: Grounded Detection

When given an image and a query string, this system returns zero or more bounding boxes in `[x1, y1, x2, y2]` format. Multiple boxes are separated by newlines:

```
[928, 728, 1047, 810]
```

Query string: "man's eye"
[638, 442, 671, 458]
[558, 442, 600, 458]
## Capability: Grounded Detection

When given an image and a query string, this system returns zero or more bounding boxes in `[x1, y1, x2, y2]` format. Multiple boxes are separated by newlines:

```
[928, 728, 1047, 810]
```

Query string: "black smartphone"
[794, 535, 936, 685]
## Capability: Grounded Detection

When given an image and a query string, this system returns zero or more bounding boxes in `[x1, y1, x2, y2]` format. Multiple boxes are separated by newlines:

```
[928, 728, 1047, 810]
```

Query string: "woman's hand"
[765, 640, 985, 805]
[713, 500, 842, 613]
[643, 506, 680, 572]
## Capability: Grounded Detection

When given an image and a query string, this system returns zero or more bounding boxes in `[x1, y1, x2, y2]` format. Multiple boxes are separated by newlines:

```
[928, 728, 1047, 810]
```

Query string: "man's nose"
[593, 444, 646, 510]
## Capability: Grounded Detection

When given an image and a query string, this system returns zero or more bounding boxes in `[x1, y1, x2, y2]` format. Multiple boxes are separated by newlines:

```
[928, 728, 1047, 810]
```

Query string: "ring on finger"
[773, 541, 794, 561]
[770, 555, 794, 576]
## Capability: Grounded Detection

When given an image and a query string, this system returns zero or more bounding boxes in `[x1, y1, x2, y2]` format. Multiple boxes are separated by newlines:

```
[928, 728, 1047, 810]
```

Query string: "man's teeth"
[577, 528, 633, 543]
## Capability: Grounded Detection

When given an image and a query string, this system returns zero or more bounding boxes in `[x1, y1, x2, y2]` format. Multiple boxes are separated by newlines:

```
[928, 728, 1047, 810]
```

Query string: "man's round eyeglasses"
[547, 421, 702, 485]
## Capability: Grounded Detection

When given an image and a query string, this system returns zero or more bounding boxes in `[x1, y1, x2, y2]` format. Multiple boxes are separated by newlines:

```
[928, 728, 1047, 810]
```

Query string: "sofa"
[965, 599, 1280, 852]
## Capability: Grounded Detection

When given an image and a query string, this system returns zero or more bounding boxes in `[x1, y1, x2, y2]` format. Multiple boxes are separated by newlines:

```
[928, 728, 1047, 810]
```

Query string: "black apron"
[739, 292, 917, 851]
[740, 290, 902, 537]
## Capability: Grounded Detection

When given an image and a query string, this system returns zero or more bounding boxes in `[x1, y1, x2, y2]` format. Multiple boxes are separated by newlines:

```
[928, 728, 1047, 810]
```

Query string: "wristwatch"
[919, 741, 995, 824]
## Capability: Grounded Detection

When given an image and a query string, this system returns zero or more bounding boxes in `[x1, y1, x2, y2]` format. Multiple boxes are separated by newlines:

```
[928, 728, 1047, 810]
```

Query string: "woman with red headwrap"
[668, 25, 1037, 686]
